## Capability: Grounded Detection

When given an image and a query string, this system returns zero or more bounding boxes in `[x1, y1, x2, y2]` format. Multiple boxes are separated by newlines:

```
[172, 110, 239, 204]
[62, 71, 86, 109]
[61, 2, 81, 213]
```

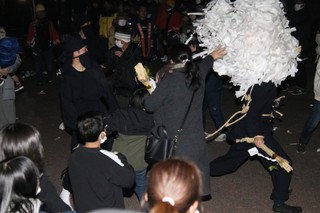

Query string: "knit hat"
[35, 4, 46, 12]
[115, 27, 131, 43]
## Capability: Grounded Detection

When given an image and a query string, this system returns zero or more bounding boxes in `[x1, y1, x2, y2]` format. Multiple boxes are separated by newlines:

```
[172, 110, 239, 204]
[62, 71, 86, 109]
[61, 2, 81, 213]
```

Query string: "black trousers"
[210, 134, 292, 201]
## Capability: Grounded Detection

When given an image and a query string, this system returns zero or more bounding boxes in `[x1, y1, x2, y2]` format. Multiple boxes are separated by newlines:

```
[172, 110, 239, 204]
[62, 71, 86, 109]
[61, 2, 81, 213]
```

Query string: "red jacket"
[155, 5, 182, 32]
[26, 20, 60, 48]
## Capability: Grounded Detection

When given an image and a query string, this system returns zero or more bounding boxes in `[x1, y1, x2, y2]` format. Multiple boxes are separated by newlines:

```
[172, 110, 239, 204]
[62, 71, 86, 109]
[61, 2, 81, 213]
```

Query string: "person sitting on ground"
[0, 156, 42, 213]
[142, 158, 202, 213]
[68, 111, 135, 213]
[0, 123, 73, 212]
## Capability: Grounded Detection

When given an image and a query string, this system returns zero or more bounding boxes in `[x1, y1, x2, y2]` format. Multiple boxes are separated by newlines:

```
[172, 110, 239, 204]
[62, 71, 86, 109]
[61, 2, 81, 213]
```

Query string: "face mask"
[118, 19, 127, 26]
[196, 0, 202, 4]
[100, 135, 107, 144]
[315, 33, 320, 45]
[294, 3, 305, 11]
[115, 40, 124, 48]
[78, 52, 91, 68]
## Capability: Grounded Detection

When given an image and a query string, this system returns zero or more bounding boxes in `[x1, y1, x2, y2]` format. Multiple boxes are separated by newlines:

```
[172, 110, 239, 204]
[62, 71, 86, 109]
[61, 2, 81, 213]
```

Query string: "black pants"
[210, 134, 292, 201]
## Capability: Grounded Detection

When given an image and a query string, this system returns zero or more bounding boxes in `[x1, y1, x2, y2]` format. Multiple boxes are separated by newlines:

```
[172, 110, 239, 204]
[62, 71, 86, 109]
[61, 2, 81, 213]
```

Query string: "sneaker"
[316, 148, 320, 153]
[59, 122, 65, 130]
[38, 90, 46, 95]
[56, 69, 62, 77]
[296, 143, 306, 154]
[161, 55, 168, 62]
[21, 71, 31, 79]
[0, 79, 3, 86]
[214, 133, 227, 142]
[272, 203, 302, 213]
[15, 83, 24, 92]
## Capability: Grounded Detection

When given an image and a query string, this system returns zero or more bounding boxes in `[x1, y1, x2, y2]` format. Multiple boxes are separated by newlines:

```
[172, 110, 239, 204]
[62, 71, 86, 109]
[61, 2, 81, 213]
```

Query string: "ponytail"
[149, 201, 179, 213]
[184, 60, 201, 91]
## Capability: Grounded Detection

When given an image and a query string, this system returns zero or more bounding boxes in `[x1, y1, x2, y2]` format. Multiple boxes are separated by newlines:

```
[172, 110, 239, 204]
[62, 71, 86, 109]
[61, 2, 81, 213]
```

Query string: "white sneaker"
[60, 188, 73, 210]
[317, 148, 320, 153]
[161, 55, 168, 62]
[59, 122, 65, 130]
[214, 133, 227, 142]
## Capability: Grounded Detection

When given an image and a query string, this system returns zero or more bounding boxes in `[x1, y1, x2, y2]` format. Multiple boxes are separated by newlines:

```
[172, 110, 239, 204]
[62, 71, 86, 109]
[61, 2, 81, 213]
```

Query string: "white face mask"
[115, 40, 124, 48]
[294, 3, 305, 11]
[118, 19, 127, 26]
[315, 33, 320, 45]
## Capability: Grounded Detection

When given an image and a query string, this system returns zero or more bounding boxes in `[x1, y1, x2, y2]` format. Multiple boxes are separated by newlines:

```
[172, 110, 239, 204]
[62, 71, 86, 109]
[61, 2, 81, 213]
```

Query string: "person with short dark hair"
[68, 111, 135, 213]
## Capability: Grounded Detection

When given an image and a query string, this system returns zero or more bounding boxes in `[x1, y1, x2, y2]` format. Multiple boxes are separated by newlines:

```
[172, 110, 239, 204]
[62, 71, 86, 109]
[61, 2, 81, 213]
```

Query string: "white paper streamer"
[193, 0, 300, 97]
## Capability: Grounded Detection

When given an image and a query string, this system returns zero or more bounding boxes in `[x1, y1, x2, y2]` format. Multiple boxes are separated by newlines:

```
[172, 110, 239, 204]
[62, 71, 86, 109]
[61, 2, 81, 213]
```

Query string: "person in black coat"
[60, 37, 118, 149]
[209, 82, 302, 213]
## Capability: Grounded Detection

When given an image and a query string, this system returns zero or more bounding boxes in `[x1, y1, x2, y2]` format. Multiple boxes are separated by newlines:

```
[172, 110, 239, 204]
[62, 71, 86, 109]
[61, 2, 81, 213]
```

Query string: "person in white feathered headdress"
[191, 0, 302, 212]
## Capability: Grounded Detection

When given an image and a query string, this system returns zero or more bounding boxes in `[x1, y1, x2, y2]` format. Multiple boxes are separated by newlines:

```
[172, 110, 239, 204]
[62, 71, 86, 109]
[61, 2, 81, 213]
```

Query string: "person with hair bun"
[144, 158, 202, 213]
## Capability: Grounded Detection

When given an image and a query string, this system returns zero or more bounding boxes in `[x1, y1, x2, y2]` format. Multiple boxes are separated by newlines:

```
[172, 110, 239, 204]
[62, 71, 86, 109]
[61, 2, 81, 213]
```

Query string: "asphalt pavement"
[14, 57, 320, 213]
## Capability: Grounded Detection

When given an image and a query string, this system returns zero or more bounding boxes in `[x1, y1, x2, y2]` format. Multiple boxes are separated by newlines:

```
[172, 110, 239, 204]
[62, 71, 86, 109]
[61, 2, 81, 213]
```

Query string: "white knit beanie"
[115, 32, 131, 43]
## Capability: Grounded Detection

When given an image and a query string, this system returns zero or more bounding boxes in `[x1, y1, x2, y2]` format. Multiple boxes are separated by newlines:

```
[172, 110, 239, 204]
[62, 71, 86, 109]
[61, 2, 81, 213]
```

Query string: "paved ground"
[14, 58, 320, 213]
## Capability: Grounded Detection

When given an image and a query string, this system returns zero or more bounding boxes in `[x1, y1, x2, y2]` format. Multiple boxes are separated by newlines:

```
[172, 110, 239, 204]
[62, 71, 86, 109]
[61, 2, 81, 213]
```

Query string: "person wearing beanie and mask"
[26, 3, 60, 92]
[106, 26, 143, 107]
[297, 28, 320, 153]
[107, 13, 130, 50]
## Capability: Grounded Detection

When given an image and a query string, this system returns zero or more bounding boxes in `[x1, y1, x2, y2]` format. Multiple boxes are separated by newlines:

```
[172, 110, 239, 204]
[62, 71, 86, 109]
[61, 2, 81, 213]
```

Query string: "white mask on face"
[294, 3, 305, 11]
[118, 19, 127, 26]
[115, 40, 124, 48]
[315, 33, 320, 45]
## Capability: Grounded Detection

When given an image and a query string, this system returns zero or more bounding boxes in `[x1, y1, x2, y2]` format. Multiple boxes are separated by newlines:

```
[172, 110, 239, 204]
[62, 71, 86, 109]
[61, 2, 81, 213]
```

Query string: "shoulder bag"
[144, 91, 195, 165]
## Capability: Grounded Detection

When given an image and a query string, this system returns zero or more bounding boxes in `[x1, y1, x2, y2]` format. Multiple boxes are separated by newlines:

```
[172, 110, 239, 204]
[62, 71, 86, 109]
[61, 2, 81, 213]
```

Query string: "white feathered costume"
[192, 0, 300, 97]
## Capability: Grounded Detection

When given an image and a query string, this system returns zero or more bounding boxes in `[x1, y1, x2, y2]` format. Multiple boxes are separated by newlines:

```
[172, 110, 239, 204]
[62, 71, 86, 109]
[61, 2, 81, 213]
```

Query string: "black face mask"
[78, 52, 92, 68]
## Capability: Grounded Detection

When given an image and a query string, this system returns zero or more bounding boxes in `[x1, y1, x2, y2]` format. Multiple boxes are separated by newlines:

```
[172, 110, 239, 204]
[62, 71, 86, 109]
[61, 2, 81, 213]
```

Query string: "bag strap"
[176, 90, 195, 135]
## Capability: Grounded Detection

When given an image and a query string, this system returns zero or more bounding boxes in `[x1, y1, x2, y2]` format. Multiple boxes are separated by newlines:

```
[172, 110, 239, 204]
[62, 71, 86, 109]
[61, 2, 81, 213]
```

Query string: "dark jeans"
[33, 48, 54, 83]
[203, 71, 224, 130]
[299, 99, 320, 145]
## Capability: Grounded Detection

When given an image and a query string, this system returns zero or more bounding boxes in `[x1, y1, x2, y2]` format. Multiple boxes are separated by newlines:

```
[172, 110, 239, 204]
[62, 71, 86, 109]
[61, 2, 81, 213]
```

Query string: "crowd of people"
[0, 0, 320, 212]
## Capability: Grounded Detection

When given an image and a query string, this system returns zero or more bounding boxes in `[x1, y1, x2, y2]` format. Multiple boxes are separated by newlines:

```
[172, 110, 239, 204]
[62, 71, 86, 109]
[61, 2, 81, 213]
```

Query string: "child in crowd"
[68, 111, 135, 213]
